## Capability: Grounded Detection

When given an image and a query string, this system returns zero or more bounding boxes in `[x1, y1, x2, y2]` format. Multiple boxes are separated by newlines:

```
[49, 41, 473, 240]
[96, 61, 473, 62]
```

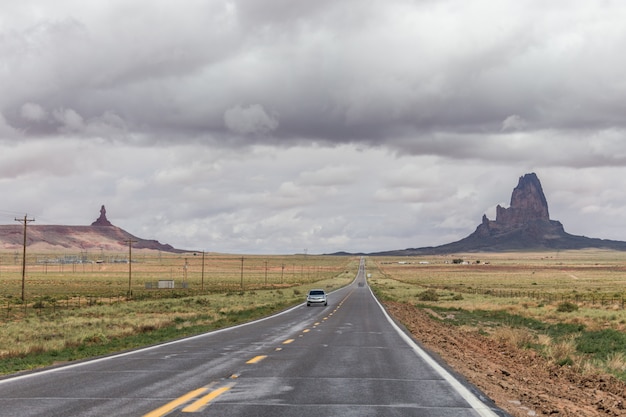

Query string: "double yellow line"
[143, 382, 235, 416]
[143, 290, 355, 416]
[143, 355, 269, 416]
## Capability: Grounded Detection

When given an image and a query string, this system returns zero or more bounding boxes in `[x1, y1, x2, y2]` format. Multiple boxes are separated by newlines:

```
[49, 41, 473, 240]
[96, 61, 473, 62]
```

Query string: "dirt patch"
[385, 301, 626, 417]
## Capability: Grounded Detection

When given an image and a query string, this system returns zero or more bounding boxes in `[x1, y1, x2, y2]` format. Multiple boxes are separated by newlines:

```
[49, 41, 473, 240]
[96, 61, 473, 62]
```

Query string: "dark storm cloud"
[2, 0, 626, 253]
[2, 0, 626, 154]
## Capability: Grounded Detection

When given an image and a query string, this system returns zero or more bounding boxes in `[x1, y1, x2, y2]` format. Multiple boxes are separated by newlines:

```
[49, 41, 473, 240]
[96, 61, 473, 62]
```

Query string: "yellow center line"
[282, 339, 295, 344]
[142, 387, 209, 417]
[246, 355, 267, 364]
[182, 384, 235, 413]
[302, 329, 310, 333]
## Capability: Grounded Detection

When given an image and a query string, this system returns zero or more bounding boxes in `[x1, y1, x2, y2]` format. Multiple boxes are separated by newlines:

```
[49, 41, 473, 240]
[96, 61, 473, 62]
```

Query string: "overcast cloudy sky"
[2, 0, 626, 254]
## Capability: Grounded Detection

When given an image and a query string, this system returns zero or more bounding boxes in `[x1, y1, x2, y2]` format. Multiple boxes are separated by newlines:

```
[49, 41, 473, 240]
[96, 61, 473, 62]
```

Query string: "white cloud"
[224, 104, 279, 135]
[53, 108, 85, 132]
[501, 115, 527, 131]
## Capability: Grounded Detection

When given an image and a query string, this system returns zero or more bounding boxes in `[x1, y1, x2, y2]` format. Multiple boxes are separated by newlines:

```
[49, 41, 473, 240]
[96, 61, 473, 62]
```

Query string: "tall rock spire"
[91, 205, 113, 226]
[495, 173, 550, 227]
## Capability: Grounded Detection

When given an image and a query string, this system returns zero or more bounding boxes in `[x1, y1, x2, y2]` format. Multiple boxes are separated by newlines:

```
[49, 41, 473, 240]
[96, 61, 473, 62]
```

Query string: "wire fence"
[1, 253, 355, 321]
[432, 285, 626, 309]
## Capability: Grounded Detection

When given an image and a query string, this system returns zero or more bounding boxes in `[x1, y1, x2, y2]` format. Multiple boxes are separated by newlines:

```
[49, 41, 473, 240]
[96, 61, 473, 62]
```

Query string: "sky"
[2, 0, 626, 254]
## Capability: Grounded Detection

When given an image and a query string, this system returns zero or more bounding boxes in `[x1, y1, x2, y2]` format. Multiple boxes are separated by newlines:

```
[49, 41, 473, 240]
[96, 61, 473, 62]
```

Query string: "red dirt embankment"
[385, 301, 626, 417]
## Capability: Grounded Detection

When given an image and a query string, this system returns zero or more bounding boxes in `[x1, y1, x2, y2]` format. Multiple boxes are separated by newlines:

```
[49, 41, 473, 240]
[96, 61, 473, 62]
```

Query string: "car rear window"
[309, 290, 325, 295]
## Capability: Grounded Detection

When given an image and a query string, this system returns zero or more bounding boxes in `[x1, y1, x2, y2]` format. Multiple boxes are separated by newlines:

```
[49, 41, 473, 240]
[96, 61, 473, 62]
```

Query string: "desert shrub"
[606, 352, 626, 373]
[80, 332, 109, 345]
[545, 335, 578, 366]
[418, 289, 439, 302]
[492, 327, 534, 348]
[556, 302, 579, 312]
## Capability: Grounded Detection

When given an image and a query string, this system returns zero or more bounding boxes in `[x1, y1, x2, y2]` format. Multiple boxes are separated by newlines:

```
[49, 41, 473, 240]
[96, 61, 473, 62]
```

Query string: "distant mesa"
[370, 172, 626, 255]
[91, 205, 113, 226]
[0, 206, 185, 253]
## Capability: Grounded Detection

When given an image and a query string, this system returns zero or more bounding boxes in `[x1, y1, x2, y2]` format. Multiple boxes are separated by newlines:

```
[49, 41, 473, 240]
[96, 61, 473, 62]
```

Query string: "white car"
[306, 289, 327, 307]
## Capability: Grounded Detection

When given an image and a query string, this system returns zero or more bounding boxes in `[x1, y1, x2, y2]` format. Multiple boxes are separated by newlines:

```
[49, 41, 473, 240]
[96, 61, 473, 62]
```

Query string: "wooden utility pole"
[240, 256, 244, 289]
[281, 263, 285, 284]
[15, 215, 35, 302]
[125, 239, 137, 297]
[201, 251, 205, 291]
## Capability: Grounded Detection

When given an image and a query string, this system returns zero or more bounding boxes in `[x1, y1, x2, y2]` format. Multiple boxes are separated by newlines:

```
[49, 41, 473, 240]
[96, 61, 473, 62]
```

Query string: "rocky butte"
[373, 173, 626, 255]
[0, 206, 184, 253]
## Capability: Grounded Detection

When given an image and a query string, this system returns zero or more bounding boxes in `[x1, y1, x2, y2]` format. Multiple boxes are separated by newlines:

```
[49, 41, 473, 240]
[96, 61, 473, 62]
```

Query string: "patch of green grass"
[402, 302, 626, 378]
[577, 329, 626, 359]
[420, 304, 585, 337]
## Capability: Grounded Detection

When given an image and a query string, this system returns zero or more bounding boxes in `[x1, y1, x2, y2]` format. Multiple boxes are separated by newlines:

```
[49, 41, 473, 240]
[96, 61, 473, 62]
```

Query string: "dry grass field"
[366, 250, 626, 378]
[0, 251, 348, 302]
[369, 250, 626, 327]
[0, 251, 357, 374]
[3, 247, 626, 415]
[365, 251, 626, 416]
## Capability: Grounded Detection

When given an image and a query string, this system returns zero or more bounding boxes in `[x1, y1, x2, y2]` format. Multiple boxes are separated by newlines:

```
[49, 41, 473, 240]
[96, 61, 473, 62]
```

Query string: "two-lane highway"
[0, 260, 507, 416]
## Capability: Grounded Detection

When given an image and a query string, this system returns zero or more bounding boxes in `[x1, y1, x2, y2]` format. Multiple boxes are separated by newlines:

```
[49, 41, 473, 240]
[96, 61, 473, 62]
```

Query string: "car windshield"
[309, 290, 325, 295]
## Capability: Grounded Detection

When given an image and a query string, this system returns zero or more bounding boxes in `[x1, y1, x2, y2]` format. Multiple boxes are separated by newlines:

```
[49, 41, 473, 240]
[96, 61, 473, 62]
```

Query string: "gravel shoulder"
[385, 301, 626, 417]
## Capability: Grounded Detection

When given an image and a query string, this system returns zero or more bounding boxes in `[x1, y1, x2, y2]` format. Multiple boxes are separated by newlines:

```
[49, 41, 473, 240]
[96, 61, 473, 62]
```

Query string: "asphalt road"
[0, 260, 508, 417]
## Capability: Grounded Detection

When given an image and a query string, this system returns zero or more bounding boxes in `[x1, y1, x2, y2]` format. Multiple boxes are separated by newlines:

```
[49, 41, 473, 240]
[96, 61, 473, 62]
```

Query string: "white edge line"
[0, 278, 353, 385]
[0, 302, 305, 385]
[369, 287, 500, 417]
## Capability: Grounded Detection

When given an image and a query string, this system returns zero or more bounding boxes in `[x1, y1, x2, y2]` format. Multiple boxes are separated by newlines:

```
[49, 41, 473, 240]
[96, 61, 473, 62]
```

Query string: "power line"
[0, 209, 36, 223]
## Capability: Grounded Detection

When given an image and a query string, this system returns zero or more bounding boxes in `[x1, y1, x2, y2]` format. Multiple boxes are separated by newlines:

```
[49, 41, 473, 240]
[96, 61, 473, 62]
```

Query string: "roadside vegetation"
[366, 250, 626, 381]
[0, 252, 358, 375]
